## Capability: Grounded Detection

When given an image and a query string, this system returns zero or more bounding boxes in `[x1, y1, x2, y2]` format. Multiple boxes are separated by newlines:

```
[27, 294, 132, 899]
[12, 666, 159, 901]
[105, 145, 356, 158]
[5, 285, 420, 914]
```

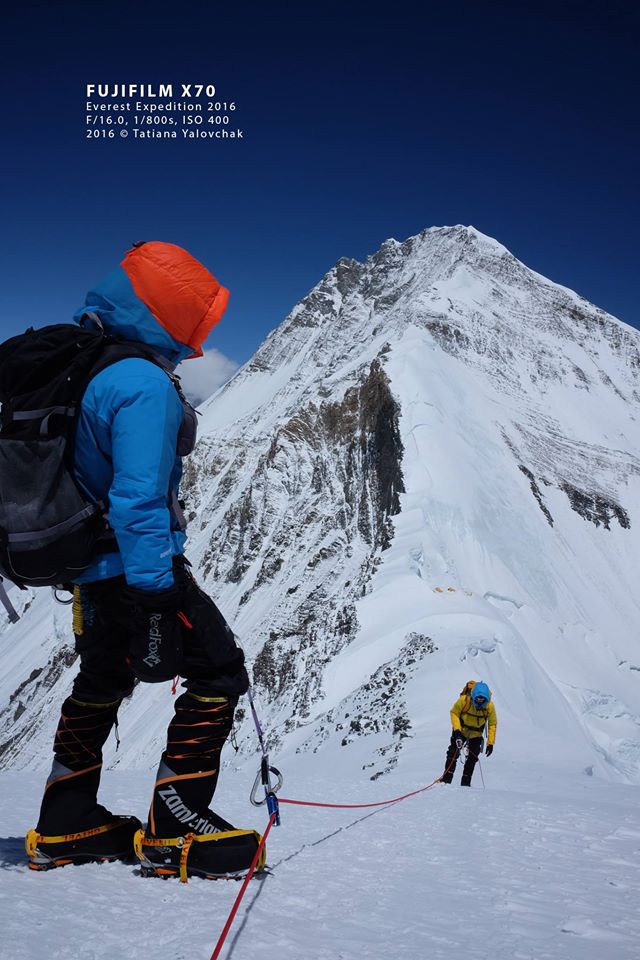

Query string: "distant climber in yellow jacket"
[440, 681, 497, 786]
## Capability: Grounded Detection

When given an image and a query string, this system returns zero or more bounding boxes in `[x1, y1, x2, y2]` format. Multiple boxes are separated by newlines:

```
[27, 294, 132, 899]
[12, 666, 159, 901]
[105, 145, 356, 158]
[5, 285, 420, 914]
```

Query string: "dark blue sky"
[2, 1, 638, 365]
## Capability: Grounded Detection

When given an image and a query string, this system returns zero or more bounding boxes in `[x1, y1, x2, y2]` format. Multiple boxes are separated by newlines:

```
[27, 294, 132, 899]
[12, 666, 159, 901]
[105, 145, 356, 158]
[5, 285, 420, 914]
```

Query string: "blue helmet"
[471, 681, 491, 706]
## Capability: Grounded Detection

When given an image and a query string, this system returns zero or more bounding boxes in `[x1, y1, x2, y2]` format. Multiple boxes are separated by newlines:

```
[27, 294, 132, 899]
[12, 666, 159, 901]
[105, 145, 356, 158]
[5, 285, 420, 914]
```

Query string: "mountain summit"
[2, 226, 639, 784]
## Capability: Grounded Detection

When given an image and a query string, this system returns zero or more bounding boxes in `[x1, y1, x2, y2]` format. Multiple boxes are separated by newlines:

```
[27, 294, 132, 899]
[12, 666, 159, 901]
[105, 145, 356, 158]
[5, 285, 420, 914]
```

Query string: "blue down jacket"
[72, 265, 194, 591]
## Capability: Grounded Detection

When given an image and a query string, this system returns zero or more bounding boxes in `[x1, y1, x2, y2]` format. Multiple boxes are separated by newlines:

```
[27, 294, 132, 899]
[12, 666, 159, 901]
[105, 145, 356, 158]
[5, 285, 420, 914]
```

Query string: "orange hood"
[121, 241, 230, 358]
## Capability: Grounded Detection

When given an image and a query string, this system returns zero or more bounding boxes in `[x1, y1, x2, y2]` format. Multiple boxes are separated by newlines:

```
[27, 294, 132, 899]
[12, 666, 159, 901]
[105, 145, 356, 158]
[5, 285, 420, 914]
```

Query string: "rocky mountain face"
[1, 225, 639, 784]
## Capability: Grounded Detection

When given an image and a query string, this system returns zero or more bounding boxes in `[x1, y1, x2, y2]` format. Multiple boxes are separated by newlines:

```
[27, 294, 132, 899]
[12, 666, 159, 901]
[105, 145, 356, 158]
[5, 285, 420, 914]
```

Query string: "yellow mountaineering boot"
[135, 693, 264, 881]
[27, 762, 141, 871]
[27, 698, 140, 871]
[135, 760, 264, 881]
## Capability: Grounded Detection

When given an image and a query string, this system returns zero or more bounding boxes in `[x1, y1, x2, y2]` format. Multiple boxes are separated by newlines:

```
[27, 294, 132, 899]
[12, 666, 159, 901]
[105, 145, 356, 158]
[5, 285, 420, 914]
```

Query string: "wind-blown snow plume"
[177, 347, 239, 405]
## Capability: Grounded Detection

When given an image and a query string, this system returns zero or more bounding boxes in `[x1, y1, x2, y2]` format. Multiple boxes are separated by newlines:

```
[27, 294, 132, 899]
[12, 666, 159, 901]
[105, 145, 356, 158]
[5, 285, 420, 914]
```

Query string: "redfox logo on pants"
[144, 613, 162, 668]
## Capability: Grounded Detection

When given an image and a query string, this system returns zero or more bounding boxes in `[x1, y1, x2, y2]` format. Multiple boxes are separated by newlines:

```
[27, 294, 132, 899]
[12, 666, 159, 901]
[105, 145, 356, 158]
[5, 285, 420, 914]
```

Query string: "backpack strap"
[11, 406, 76, 438]
[459, 696, 489, 735]
[3, 502, 105, 545]
[0, 577, 20, 624]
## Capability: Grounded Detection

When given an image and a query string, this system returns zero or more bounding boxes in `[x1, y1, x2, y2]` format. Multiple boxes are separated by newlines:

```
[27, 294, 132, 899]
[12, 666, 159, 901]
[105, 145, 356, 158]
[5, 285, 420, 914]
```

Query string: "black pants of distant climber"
[441, 733, 484, 786]
[37, 557, 248, 834]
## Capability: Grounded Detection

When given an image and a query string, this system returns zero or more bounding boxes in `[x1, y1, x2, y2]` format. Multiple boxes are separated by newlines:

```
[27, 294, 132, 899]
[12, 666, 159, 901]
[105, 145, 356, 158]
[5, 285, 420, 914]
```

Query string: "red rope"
[276, 742, 469, 811]
[278, 772, 445, 810]
[208, 811, 277, 960]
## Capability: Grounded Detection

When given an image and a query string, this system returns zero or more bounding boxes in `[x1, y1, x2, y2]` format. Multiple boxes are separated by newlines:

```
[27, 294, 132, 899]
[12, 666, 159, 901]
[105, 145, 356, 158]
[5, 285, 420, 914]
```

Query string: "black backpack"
[0, 323, 178, 618]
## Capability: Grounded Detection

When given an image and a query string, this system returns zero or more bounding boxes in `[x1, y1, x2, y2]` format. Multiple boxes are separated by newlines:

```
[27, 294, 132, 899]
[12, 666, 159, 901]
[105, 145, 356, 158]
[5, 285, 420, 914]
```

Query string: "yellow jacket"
[451, 696, 497, 745]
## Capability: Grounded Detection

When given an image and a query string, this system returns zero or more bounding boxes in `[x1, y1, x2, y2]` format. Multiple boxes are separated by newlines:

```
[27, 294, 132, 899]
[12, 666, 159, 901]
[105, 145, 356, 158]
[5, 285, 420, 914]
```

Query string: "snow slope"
[1, 222, 640, 958]
[1, 742, 639, 960]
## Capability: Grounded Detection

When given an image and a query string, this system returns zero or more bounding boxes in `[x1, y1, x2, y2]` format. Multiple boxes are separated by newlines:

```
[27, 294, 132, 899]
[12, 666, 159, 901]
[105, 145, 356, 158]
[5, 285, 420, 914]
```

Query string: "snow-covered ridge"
[1, 224, 639, 789]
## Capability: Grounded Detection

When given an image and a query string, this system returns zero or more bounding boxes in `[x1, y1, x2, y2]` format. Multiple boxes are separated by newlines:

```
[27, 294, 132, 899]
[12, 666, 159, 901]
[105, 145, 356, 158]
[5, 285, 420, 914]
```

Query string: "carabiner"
[250, 763, 284, 807]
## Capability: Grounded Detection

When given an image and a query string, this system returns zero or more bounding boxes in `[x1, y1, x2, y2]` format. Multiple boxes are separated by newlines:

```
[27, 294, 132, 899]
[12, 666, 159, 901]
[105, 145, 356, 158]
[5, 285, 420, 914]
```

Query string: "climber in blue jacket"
[27, 242, 262, 881]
